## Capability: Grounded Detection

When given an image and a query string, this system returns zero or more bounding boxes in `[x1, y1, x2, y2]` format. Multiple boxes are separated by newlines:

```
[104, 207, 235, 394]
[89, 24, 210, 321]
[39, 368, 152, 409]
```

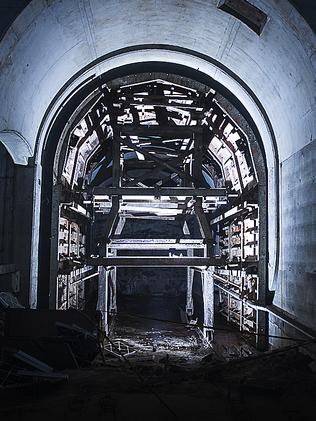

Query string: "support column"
[256, 309, 269, 351]
[109, 252, 117, 315]
[201, 267, 214, 341]
[256, 176, 269, 350]
[13, 163, 36, 307]
[97, 265, 109, 334]
[108, 216, 125, 315]
[194, 197, 213, 257]
[183, 220, 194, 316]
[186, 249, 194, 316]
[192, 132, 204, 184]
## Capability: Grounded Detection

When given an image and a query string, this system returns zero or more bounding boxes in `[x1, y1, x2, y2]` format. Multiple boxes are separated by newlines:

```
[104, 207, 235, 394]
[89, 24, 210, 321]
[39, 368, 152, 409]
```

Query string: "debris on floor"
[102, 339, 136, 359]
[0, 307, 100, 390]
[0, 298, 315, 420]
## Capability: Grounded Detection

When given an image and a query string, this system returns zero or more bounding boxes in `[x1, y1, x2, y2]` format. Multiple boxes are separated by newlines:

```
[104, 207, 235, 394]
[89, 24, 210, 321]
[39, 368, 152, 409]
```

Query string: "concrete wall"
[275, 139, 316, 330]
[0, 145, 34, 304]
[0, 144, 14, 266]
[0, 0, 315, 163]
[0, 0, 315, 335]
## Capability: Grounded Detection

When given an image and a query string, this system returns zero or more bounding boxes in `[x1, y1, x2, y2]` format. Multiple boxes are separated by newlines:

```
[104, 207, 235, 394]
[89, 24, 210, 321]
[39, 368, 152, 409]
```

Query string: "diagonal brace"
[117, 135, 199, 185]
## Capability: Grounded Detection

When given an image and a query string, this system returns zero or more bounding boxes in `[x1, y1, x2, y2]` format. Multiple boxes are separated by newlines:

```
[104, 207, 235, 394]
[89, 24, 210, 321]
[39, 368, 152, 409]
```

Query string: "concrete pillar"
[13, 164, 35, 307]
[256, 309, 269, 351]
[201, 267, 214, 341]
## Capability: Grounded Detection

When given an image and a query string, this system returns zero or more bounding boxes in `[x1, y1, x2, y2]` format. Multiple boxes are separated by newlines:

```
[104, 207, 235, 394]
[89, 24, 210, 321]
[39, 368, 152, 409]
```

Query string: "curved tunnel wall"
[0, 0, 315, 338]
[0, 0, 315, 162]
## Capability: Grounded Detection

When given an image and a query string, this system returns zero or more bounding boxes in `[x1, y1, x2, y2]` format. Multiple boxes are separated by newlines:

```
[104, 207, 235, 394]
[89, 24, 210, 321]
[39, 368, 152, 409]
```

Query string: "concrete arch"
[31, 48, 277, 309]
[0, 130, 32, 165]
[0, 0, 315, 163]
[0, 0, 315, 337]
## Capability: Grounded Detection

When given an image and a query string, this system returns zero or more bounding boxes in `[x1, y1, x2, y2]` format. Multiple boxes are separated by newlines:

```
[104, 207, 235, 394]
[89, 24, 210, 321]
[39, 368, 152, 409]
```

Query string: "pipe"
[71, 271, 98, 285]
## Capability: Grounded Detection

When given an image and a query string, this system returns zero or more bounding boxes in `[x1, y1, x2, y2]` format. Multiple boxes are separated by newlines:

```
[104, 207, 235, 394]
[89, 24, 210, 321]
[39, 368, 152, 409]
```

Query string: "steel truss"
[57, 77, 266, 348]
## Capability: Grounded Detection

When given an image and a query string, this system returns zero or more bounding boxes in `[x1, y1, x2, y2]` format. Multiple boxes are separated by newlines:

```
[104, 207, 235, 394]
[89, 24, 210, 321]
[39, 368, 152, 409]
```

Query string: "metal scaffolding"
[54, 77, 267, 347]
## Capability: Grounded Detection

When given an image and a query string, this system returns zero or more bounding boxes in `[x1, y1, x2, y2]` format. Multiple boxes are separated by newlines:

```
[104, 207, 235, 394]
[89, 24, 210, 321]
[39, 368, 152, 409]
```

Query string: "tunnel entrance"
[41, 66, 268, 354]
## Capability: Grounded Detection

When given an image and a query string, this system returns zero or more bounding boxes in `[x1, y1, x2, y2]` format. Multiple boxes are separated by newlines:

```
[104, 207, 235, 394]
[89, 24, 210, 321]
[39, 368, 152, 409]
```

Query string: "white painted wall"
[0, 0, 315, 164]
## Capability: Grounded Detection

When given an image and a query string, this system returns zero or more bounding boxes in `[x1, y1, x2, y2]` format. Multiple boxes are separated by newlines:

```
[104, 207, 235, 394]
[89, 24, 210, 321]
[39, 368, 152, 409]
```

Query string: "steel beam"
[194, 197, 213, 256]
[122, 215, 177, 221]
[186, 249, 194, 316]
[114, 217, 126, 236]
[108, 218, 125, 315]
[112, 136, 121, 187]
[110, 239, 204, 244]
[92, 187, 226, 197]
[116, 125, 203, 138]
[109, 240, 204, 251]
[201, 267, 214, 341]
[126, 148, 194, 188]
[109, 251, 117, 315]
[105, 199, 120, 226]
[97, 266, 109, 334]
[117, 135, 198, 184]
[182, 221, 191, 236]
[87, 256, 225, 267]
[192, 132, 204, 184]
[109, 242, 205, 250]
[154, 172, 178, 187]
[124, 102, 202, 110]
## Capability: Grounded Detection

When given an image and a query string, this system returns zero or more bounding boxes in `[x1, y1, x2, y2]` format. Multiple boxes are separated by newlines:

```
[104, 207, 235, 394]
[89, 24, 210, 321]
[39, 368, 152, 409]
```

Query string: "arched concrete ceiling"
[289, 0, 316, 33]
[0, 0, 315, 166]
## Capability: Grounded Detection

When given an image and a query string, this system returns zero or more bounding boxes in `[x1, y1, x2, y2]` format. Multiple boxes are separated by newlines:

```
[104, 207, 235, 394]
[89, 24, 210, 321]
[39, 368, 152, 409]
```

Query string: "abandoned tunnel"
[0, 1, 315, 420]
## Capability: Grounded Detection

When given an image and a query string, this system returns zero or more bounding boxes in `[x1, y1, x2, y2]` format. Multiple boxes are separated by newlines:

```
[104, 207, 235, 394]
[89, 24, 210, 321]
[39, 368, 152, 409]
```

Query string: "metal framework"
[87, 257, 225, 267]
[54, 75, 267, 348]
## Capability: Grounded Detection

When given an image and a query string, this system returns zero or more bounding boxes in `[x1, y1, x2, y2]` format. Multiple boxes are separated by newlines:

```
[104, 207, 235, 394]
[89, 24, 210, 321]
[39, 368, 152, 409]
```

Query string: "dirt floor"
[0, 298, 315, 421]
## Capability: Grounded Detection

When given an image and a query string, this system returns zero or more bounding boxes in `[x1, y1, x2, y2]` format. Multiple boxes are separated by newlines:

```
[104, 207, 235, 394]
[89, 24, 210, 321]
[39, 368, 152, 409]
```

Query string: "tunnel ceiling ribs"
[54, 75, 262, 345]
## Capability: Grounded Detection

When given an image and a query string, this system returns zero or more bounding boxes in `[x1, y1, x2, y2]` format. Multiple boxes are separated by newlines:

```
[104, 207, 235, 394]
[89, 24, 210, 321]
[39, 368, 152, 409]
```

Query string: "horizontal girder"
[86, 256, 226, 267]
[108, 238, 205, 250]
[91, 187, 226, 197]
